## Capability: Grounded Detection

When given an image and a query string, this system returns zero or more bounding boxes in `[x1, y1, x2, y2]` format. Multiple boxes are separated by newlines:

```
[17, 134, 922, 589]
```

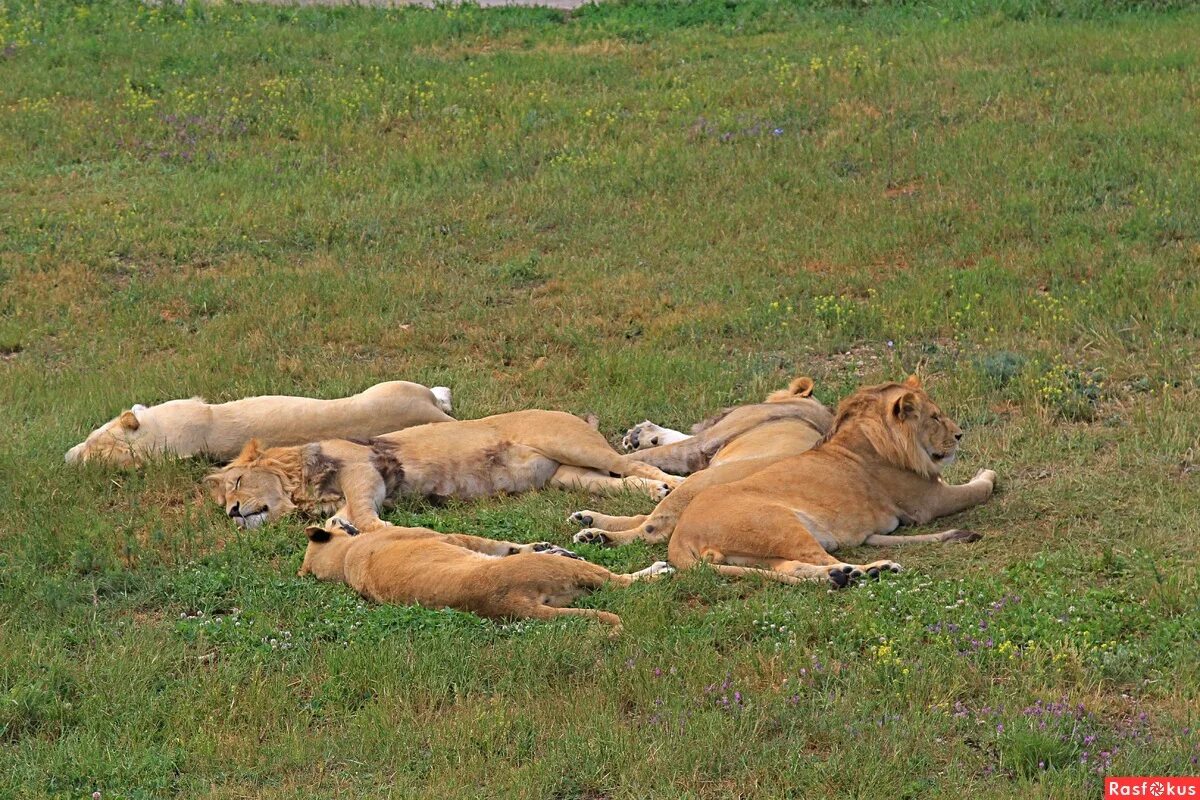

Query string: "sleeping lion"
[205, 410, 684, 530]
[66, 380, 454, 468]
[571, 376, 834, 547]
[667, 376, 996, 588]
[299, 516, 672, 630]
[618, 377, 833, 475]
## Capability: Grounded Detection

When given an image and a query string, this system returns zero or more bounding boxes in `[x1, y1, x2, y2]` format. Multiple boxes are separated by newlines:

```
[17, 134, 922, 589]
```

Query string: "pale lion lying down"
[205, 410, 684, 530]
[66, 381, 454, 467]
[299, 516, 672, 629]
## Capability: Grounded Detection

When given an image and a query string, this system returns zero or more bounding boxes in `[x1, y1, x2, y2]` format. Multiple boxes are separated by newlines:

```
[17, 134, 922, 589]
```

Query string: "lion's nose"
[228, 502, 241, 517]
[954, 432, 963, 441]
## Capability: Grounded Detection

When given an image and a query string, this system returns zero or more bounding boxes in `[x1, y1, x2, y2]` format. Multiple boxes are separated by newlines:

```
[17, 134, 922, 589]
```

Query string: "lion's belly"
[792, 509, 840, 552]
[402, 444, 559, 499]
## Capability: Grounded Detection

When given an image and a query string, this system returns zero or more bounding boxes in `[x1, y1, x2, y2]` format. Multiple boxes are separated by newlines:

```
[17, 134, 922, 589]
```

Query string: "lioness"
[667, 377, 996, 588]
[66, 381, 454, 467]
[205, 410, 684, 530]
[618, 377, 833, 475]
[299, 516, 672, 630]
[570, 377, 834, 547]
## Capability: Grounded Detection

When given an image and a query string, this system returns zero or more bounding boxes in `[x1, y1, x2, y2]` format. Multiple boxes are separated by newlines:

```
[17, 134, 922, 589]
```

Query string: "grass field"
[2, 0, 1199, 796]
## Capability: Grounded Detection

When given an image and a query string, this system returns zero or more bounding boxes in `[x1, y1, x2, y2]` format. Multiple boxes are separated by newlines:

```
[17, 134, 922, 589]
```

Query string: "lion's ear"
[235, 438, 263, 462]
[893, 392, 918, 421]
[904, 374, 922, 389]
[118, 410, 141, 431]
[305, 525, 332, 544]
[203, 472, 226, 504]
[790, 377, 815, 397]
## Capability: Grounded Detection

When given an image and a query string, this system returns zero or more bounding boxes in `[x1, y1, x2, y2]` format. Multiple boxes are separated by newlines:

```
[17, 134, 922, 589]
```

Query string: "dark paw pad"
[866, 567, 881, 579]
[573, 530, 611, 546]
[828, 569, 850, 589]
[547, 546, 583, 559]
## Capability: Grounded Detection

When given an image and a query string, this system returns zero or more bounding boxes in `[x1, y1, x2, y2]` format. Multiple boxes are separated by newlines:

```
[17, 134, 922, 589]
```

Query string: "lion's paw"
[862, 560, 903, 579]
[568, 511, 595, 527]
[623, 421, 666, 451]
[573, 529, 611, 546]
[328, 516, 360, 536]
[529, 542, 584, 560]
[973, 468, 998, 488]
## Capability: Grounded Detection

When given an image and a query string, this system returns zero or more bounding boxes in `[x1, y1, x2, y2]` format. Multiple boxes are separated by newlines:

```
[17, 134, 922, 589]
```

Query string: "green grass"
[2, 0, 1199, 796]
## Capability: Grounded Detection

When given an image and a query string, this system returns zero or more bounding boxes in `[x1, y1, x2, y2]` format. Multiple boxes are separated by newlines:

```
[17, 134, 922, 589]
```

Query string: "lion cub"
[299, 517, 672, 630]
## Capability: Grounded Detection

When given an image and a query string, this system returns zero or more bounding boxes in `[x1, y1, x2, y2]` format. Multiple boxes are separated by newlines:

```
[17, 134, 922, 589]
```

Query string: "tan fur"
[622, 375, 832, 474]
[665, 376, 996, 588]
[66, 381, 453, 467]
[299, 517, 671, 630]
[572, 376, 832, 547]
[205, 410, 683, 530]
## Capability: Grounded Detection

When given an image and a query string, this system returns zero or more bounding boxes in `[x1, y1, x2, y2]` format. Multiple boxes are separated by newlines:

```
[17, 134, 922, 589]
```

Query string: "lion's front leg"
[334, 464, 390, 531]
[919, 469, 997, 521]
[439, 533, 580, 559]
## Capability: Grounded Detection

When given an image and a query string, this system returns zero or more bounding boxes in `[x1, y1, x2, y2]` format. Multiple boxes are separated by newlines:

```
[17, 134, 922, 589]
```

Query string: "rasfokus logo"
[1106, 778, 1200, 798]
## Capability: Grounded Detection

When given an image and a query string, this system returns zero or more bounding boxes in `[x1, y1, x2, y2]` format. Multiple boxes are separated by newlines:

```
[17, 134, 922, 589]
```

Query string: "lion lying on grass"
[570, 377, 834, 547]
[299, 516, 672, 630]
[205, 410, 684, 530]
[667, 376, 995, 588]
[618, 377, 834, 474]
[66, 381, 454, 468]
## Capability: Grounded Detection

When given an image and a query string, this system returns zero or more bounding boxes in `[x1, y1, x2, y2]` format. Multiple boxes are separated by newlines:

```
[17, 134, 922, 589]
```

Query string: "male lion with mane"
[205, 410, 683, 530]
[299, 516, 672, 631]
[667, 376, 997, 588]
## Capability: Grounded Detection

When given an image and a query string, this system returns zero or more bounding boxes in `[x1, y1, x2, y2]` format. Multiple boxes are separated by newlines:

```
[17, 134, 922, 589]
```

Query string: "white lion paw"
[431, 386, 453, 414]
[973, 468, 998, 488]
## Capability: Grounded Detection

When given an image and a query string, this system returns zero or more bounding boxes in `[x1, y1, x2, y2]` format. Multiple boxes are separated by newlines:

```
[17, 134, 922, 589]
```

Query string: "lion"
[299, 516, 672, 630]
[617, 377, 835, 475]
[66, 381, 454, 468]
[204, 410, 685, 530]
[569, 377, 834, 547]
[665, 376, 996, 588]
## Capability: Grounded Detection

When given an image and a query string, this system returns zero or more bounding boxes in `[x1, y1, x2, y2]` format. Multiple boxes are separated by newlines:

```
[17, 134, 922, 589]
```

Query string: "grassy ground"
[2, 0, 1199, 797]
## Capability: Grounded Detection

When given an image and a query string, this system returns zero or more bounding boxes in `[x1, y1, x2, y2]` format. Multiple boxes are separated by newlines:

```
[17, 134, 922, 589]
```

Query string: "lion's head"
[824, 375, 963, 478]
[204, 440, 304, 529]
[298, 516, 360, 579]
[65, 406, 150, 467]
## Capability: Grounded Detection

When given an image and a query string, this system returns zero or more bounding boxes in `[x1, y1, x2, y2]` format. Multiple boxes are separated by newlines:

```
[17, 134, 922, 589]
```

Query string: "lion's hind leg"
[550, 465, 672, 500]
[520, 604, 624, 630]
[670, 502, 896, 589]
